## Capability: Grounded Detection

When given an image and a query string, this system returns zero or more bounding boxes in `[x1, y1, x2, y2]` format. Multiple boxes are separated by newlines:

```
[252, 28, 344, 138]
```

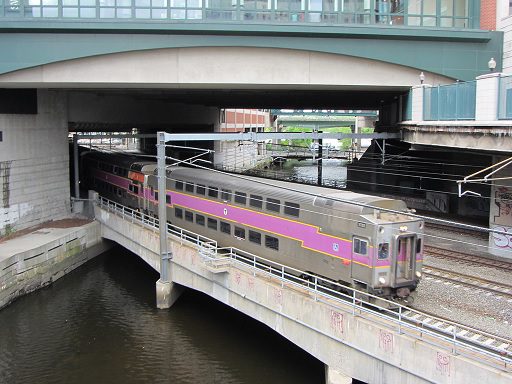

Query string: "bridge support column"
[156, 279, 183, 309]
[488, 154, 512, 259]
[325, 366, 352, 384]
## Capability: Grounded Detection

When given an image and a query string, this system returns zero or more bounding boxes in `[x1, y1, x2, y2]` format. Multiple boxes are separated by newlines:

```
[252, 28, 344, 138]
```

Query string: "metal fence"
[498, 75, 512, 120]
[423, 80, 476, 121]
[97, 195, 512, 371]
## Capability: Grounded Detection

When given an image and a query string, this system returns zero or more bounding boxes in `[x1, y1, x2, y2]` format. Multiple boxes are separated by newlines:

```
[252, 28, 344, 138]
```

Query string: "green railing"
[423, 80, 476, 121]
[498, 75, 512, 120]
[0, 0, 473, 28]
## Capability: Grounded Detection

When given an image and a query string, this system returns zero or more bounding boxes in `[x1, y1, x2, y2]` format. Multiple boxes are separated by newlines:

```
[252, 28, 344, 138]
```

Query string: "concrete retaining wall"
[0, 222, 111, 310]
[0, 89, 70, 237]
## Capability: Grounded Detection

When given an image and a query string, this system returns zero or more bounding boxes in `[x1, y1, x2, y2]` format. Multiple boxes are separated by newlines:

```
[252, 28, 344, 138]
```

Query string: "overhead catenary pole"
[73, 134, 80, 199]
[157, 131, 171, 282]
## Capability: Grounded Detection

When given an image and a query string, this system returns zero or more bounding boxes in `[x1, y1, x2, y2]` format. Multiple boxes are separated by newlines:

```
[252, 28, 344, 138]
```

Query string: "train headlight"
[399, 225, 408, 232]
[416, 271, 422, 278]
[378, 277, 386, 285]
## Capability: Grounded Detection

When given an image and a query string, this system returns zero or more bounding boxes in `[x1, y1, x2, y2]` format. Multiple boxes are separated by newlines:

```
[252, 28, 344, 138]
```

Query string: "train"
[81, 150, 423, 302]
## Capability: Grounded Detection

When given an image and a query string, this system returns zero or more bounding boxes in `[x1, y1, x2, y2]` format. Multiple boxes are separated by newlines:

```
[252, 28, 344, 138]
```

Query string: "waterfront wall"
[0, 221, 111, 310]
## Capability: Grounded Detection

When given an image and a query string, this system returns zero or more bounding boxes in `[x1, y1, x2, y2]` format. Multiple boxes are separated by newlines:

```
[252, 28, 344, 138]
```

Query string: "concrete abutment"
[156, 278, 184, 309]
[325, 365, 353, 384]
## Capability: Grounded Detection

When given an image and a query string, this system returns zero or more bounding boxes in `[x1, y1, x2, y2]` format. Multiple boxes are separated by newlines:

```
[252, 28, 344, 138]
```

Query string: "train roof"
[168, 166, 409, 215]
[82, 150, 155, 172]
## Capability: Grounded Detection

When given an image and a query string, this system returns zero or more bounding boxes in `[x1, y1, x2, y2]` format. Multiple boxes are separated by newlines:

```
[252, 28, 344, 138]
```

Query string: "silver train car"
[82, 151, 423, 301]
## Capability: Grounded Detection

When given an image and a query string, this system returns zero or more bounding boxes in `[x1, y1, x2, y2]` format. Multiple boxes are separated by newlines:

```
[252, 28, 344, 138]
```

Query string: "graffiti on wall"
[491, 186, 512, 249]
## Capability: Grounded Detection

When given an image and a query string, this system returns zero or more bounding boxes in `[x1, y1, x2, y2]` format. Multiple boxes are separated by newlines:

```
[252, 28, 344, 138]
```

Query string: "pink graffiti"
[273, 287, 283, 306]
[330, 310, 344, 335]
[436, 352, 450, 376]
[246, 277, 255, 291]
[234, 271, 242, 285]
[379, 330, 393, 353]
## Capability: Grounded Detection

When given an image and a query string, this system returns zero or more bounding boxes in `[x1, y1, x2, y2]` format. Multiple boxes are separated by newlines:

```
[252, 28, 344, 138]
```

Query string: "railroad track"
[424, 245, 512, 271]
[422, 265, 512, 299]
[401, 309, 512, 358]
[425, 221, 488, 239]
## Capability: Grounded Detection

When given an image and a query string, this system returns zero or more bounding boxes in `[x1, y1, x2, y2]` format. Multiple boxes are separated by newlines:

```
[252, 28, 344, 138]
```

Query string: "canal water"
[265, 159, 348, 187]
[0, 247, 325, 384]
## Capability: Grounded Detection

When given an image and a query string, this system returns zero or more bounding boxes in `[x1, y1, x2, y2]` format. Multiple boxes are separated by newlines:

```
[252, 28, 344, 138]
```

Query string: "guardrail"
[97, 196, 511, 371]
[423, 80, 476, 121]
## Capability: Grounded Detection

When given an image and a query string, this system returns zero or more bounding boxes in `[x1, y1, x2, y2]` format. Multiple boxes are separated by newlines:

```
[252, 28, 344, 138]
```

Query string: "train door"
[393, 235, 416, 285]
[351, 236, 370, 284]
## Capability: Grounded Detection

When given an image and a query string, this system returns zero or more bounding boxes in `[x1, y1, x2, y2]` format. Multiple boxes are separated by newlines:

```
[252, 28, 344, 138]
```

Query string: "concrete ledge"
[0, 221, 111, 310]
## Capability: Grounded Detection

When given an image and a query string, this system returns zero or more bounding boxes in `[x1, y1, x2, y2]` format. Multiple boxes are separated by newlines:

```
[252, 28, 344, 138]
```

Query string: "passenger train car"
[82, 150, 423, 301]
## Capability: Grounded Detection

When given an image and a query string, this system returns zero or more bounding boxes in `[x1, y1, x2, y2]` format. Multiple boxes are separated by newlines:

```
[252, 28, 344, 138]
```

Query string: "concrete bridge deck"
[94, 195, 512, 384]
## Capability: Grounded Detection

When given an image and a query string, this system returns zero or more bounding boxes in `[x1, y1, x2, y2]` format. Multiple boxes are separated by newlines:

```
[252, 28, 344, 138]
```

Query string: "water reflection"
[0, 247, 324, 384]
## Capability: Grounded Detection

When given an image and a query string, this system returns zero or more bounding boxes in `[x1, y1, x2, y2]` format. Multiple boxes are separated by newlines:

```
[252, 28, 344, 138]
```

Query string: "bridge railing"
[215, 246, 512, 371]
[423, 80, 477, 121]
[0, 3, 473, 29]
[98, 196, 218, 253]
[498, 74, 512, 120]
[96, 196, 511, 371]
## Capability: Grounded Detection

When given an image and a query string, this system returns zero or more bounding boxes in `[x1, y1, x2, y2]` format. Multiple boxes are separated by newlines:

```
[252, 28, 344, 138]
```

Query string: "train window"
[234, 192, 247, 205]
[207, 218, 218, 230]
[416, 238, 422, 254]
[196, 214, 205, 226]
[175, 181, 184, 190]
[185, 182, 194, 193]
[378, 243, 389, 259]
[166, 194, 171, 204]
[185, 211, 193, 222]
[220, 221, 231, 234]
[249, 230, 261, 244]
[265, 235, 279, 251]
[353, 238, 368, 256]
[175, 207, 183, 219]
[155, 191, 159, 201]
[221, 189, 232, 202]
[234, 226, 246, 239]
[266, 198, 280, 213]
[284, 202, 300, 217]
[208, 186, 219, 198]
[196, 184, 206, 195]
[250, 194, 263, 208]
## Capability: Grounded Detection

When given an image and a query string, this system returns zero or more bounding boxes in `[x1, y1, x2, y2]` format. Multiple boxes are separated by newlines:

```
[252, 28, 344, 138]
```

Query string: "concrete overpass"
[93, 193, 512, 384]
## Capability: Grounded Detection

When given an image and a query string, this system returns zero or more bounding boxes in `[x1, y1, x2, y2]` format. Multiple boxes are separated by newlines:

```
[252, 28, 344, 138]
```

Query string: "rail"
[96, 196, 511, 371]
[0, 4, 473, 30]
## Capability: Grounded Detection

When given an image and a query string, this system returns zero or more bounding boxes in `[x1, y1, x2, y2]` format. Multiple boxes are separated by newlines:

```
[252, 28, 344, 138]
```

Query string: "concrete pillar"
[488, 155, 512, 259]
[410, 84, 430, 121]
[325, 366, 352, 384]
[475, 72, 500, 121]
[156, 279, 184, 309]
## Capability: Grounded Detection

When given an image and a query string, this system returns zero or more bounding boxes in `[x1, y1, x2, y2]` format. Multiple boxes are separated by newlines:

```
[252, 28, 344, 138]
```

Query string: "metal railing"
[96, 196, 511, 371]
[498, 74, 512, 120]
[423, 80, 476, 121]
[0, 2, 473, 29]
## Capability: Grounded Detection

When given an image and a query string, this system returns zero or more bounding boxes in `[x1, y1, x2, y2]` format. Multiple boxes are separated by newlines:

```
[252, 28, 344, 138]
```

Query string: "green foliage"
[273, 126, 374, 150]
